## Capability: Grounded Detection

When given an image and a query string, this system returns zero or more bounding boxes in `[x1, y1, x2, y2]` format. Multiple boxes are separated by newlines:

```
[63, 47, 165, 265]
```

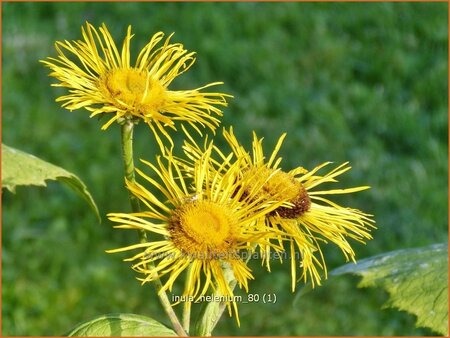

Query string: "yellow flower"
[107, 146, 285, 324]
[183, 127, 375, 290]
[41, 22, 231, 141]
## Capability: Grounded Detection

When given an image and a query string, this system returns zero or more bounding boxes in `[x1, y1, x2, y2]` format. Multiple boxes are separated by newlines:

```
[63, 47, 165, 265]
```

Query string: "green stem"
[194, 250, 256, 336]
[194, 262, 236, 336]
[181, 264, 193, 334]
[120, 121, 187, 336]
[182, 300, 192, 334]
[209, 279, 237, 333]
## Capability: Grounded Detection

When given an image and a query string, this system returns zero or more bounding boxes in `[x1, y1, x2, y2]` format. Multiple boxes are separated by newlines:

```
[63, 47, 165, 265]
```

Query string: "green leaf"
[66, 313, 177, 336]
[2, 144, 100, 222]
[331, 243, 448, 335]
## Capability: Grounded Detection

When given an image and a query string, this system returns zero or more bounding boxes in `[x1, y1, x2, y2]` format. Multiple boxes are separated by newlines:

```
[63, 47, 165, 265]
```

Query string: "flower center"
[169, 200, 235, 258]
[243, 167, 311, 219]
[99, 68, 167, 114]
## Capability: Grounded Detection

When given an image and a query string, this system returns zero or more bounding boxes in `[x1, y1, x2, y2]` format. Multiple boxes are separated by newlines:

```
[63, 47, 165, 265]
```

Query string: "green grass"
[2, 2, 448, 336]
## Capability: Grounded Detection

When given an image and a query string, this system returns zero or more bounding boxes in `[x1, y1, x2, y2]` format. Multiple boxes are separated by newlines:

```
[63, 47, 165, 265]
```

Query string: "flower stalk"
[120, 120, 141, 214]
[194, 262, 237, 336]
[120, 120, 187, 336]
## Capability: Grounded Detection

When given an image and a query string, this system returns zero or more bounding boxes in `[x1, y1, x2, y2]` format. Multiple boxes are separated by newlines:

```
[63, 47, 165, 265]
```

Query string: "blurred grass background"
[2, 2, 448, 336]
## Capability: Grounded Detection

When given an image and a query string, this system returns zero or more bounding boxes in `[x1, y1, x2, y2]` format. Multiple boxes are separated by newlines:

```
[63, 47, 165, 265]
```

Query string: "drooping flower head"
[183, 127, 376, 290]
[107, 146, 286, 324]
[41, 22, 231, 143]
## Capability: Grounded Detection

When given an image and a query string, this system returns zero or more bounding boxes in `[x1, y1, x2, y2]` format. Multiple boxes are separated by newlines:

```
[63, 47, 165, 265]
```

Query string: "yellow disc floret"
[242, 167, 311, 219]
[100, 68, 167, 116]
[169, 200, 236, 258]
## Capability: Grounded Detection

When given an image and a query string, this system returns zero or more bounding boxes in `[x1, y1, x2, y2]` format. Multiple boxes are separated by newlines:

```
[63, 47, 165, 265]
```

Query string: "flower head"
[41, 22, 231, 142]
[183, 127, 376, 290]
[107, 146, 285, 324]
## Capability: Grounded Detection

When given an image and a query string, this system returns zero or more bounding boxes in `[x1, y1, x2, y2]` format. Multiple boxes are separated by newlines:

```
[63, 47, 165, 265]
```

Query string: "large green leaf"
[331, 243, 448, 335]
[66, 313, 177, 336]
[2, 144, 100, 221]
